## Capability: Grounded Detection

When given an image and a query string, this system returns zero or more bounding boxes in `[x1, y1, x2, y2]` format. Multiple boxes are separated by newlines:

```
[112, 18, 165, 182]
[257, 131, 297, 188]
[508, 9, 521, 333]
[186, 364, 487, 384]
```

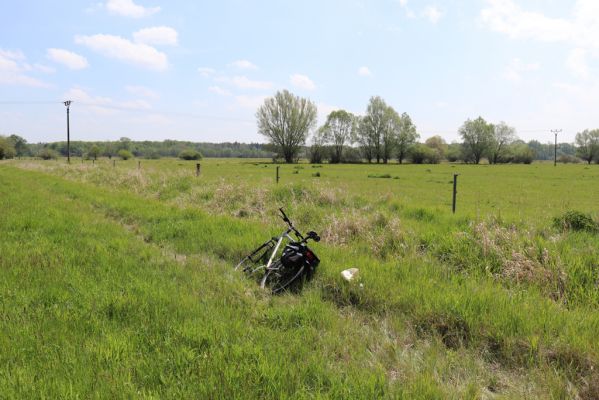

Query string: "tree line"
[0, 136, 272, 160]
[256, 90, 590, 164]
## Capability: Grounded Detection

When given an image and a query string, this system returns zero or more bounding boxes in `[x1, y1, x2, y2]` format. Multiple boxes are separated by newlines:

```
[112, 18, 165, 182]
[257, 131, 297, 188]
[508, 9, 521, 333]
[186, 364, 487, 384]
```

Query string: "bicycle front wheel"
[260, 260, 305, 294]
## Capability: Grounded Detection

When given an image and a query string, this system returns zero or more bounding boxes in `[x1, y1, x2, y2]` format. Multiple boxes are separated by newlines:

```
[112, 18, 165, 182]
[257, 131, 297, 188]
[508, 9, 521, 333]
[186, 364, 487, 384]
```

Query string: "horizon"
[2, 1, 598, 144]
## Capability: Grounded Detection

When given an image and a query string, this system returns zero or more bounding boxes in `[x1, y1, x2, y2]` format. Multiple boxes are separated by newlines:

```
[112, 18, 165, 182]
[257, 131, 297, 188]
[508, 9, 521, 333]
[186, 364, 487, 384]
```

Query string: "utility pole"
[551, 129, 562, 166]
[64, 100, 72, 164]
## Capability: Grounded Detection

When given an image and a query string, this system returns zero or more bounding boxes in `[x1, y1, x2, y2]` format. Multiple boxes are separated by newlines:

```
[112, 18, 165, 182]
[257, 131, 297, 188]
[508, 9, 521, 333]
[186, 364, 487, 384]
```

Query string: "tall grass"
[2, 159, 599, 398]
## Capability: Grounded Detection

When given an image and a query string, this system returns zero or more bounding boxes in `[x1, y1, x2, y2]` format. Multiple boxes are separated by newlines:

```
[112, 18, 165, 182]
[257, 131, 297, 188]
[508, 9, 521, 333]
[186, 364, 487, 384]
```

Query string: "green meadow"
[1, 158, 599, 398]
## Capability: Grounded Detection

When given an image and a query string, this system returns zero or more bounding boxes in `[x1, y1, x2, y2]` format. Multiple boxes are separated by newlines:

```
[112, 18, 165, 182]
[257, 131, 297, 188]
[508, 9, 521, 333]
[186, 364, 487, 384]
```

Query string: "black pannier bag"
[281, 243, 320, 280]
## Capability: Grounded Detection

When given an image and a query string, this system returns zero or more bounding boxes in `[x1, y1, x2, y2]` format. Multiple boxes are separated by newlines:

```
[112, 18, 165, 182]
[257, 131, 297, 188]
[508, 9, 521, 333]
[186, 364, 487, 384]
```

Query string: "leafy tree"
[396, 113, 419, 164]
[309, 127, 328, 164]
[178, 149, 203, 160]
[489, 122, 517, 164]
[88, 145, 101, 160]
[446, 143, 462, 162]
[359, 96, 389, 163]
[8, 134, 28, 157]
[424, 135, 447, 161]
[0, 136, 16, 159]
[118, 137, 132, 151]
[459, 117, 494, 164]
[117, 149, 133, 160]
[356, 117, 375, 163]
[323, 110, 356, 163]
[575, 129, 599, 164]
[256, 90, 317, 163]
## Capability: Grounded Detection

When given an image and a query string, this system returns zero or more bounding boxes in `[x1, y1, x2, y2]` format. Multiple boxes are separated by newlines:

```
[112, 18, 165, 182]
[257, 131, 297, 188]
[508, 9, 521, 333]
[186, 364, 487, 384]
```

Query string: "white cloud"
[75, 34, 168, 71]
[481, 1, 599, 79]
[480, 0, 599, 48]
[32, 64, 55, 74]
[218, 75, 273, 90]
[209, 86, 231, 96]
[503, 58, 540, 82]
[133, 26, 178, 46]
[46, 48, 89, 70]
[105, 0, 160, 18]
[125, 85, 159, 99]
[0, 49, 50, 88]
[358, 66, 372, 76]
[398, 0, 408, 6]
[198, 67, 215, 77]
[229, 60, 258, 70]
[423, 5, 442, 24]
[290, 73, 316, 90]
[566, 48, 590, 79]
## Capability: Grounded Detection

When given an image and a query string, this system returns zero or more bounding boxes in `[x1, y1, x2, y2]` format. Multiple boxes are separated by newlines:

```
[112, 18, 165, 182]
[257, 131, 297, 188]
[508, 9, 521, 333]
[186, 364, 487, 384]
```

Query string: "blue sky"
[1, 0, 598, 144]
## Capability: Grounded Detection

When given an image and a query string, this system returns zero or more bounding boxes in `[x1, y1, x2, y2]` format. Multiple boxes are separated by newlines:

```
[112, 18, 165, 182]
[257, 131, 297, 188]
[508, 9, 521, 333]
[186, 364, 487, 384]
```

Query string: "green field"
[1, 158, 599, 398]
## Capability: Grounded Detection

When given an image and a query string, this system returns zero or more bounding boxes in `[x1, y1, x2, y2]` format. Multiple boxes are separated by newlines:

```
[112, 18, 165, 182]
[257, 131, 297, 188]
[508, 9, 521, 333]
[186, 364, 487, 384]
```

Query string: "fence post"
[92, 159, 95, 165]
[138, 161, 141, 170]
[452, 174, 458, 214]
[113, 160, 116, 167]
[196, 163, 201, 177]
[276, 166, 280, 184]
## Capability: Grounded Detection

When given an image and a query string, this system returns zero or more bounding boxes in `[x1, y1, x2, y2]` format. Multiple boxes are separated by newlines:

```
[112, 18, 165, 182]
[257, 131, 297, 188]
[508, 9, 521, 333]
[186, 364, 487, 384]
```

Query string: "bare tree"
[323, 110, 356, 163]
[256, 90, 317, 163]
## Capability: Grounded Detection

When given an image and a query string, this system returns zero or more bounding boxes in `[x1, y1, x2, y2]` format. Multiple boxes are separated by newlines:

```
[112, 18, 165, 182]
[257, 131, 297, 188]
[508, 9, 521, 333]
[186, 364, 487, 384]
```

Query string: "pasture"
[1, 158, 599, 399]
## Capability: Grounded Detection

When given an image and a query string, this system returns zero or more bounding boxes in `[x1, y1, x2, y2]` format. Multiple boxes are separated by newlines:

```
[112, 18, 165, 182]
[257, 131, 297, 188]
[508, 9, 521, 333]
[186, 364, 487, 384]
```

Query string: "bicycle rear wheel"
[260, 260, 305, 294]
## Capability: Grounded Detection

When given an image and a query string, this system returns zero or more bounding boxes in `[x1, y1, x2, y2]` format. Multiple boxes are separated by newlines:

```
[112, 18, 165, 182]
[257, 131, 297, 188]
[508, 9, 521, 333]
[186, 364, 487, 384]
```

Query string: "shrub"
[558, 154, 581, 164]
[178, 149, 202, 160]
[553, 211, 598, 232]
[511, 144, 535, 164]
[37, 148, 59, 160]
[409, 144, 439, 164]
[118, 149, 134, 160]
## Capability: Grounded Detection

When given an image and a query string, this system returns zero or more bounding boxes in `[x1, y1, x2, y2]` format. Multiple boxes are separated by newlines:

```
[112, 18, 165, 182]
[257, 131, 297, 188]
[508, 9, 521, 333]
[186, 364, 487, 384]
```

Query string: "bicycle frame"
[235, 226, 298, 273]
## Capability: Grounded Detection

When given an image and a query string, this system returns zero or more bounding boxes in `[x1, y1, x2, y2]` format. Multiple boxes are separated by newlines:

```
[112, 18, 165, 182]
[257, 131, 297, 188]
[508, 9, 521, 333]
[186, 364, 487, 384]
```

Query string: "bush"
[558, 154, 581, 164]
[511, 144, 535, 164]
[0, 136, 16, 159]
[178, 149, 202, 160]
[409, 144, 439, 164]
[553, 211, 598, 232]
[37, 148, 59, 160]
[118, 149, 134, 160]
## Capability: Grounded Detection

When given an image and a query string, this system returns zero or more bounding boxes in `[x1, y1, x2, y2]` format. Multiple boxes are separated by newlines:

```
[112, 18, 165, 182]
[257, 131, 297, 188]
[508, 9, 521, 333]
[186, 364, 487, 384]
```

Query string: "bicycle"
[235, 208, 320, 293]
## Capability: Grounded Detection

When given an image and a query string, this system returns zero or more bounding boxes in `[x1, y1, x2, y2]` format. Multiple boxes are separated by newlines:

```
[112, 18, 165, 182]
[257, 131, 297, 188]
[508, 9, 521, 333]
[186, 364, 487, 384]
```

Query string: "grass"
[2, 157, 599, 398]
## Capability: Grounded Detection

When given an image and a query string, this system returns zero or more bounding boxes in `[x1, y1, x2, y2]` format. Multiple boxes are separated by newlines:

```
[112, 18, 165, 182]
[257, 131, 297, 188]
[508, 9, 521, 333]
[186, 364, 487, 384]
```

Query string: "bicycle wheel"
[260, 259, 305, 294]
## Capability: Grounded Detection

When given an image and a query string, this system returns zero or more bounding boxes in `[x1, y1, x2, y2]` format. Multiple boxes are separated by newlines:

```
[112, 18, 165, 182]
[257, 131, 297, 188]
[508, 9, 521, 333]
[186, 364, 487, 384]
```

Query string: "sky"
[1, 0, 598, 144]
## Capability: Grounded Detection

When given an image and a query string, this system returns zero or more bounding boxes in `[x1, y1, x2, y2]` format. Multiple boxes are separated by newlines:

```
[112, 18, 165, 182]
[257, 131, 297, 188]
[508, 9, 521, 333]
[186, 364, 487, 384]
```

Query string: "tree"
[359, 96, 389, 163]
[489, 122, 516, 164]
[309, 126, 328, 164]
[256, 90, 317, 163]
[0, 136, 16, 159]
[117, 149, 133, 160]
[575, 129, 599, 164]
[8, 134, 28, 157]
[396, 113, 419, 164]
[88, 145, 101, 160]
[323, 110, 356, 163]
[425, 135, 447, 161]
[459, 117, 494, 164]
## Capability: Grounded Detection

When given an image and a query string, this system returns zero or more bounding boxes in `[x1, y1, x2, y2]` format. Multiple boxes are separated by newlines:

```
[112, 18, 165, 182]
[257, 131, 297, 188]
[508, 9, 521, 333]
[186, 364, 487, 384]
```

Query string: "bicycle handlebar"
[279, 208, 320, 243]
